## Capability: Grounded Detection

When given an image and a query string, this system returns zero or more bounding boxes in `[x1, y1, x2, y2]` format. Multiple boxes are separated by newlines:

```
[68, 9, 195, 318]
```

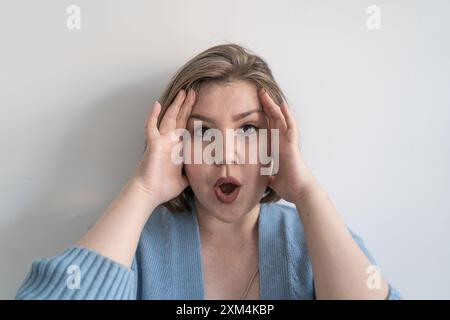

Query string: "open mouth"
[213, 176, 242, 204]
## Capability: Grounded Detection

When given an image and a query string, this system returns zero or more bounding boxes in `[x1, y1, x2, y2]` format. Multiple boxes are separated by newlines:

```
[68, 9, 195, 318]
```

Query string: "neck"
[194, 199, 260, 247]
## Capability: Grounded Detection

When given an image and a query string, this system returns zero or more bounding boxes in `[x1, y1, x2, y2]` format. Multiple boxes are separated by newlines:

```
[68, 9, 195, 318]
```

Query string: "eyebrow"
[189, 108, 263, 123]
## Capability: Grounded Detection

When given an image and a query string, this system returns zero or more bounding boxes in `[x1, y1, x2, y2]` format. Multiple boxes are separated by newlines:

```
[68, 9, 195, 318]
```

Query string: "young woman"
[16, 43, 401, 300]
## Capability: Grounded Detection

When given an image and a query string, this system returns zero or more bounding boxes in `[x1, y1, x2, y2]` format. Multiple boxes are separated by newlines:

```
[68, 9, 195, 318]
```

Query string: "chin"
[210, 206, 247, 224]
[193, 188, 263, 221]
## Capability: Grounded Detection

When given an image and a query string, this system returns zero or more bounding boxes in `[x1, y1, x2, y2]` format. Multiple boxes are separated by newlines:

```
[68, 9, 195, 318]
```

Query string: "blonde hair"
[144, 43, 287, 213]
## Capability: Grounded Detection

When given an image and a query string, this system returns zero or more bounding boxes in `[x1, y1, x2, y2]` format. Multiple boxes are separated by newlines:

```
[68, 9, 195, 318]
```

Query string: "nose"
[214, 129, 242, 166]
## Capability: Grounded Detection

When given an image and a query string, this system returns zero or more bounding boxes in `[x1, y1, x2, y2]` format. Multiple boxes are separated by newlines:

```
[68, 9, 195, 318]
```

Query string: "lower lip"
[213, 185, 241, 204]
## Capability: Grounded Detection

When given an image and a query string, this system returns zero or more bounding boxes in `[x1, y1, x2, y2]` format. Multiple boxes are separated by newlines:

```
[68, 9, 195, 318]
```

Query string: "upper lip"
[214, 176, 242, 188]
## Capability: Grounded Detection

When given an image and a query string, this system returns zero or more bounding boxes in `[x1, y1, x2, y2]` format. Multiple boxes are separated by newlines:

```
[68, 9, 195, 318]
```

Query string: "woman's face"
[184, 80, 271, 223]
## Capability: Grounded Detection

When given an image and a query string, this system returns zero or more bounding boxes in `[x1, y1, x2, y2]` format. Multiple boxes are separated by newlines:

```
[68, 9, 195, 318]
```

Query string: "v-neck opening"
[190, 197, 266, 300]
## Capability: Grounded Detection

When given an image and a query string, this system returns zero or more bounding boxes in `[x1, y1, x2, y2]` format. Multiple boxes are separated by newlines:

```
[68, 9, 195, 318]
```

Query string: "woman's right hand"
[132, 88, 196, 206]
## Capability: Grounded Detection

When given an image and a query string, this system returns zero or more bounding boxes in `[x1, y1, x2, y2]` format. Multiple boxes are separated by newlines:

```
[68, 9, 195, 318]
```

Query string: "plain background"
[1, 0, 449, 299]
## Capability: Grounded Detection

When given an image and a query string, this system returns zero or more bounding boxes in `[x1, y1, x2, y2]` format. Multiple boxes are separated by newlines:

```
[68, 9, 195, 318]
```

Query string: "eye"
[236, 124, 258, 135]
[193, 125, 212, 138]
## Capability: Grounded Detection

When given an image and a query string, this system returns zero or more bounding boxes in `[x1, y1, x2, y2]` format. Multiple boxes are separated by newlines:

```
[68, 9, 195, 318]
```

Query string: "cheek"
[254, 130, 272, 157]
[185, 164, 208, 187]
[243, 164, 270, 188]
[184, 164, 199, 180]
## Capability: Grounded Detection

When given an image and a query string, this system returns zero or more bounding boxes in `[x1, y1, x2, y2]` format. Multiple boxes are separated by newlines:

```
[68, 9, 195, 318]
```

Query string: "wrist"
[293, 179, 322, 207]
[129, 175, 162, 208]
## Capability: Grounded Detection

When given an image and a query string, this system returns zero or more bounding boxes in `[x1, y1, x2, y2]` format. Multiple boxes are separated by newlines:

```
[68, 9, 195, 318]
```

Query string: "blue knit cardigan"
[16, 197, 402, 300]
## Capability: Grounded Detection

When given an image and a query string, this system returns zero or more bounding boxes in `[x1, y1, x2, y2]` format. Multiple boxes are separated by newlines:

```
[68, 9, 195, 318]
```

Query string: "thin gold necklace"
[240, 267, 259, 300]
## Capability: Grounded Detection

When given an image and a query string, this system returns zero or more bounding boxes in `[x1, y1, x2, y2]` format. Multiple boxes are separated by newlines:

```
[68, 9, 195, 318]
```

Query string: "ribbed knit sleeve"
[15, 246, 137, 300]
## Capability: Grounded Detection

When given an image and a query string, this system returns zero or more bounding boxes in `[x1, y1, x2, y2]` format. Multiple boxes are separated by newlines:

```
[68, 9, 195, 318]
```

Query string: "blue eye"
[237, 124, 258, 135]
[193, 125, 212, 137]
[194, 124, 258, 137]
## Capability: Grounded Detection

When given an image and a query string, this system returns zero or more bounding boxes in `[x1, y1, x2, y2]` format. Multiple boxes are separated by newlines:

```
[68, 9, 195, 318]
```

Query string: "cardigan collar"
[176, 196, 292, 299]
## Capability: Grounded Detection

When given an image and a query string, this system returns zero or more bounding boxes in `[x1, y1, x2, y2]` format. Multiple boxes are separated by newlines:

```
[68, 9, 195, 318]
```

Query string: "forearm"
[76, 175, 158, 269]
[294, 180, 389, 299]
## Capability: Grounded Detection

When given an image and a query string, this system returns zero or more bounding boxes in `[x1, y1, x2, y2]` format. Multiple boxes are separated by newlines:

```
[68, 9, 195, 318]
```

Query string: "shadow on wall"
[0, 70, 171, 299]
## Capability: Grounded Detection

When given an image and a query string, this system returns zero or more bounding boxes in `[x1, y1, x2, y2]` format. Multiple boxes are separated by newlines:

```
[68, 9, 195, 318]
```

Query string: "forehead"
[192, 80, 260, 116]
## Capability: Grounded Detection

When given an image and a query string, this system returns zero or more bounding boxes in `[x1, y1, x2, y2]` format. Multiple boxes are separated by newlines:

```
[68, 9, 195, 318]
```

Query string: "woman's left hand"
[259, 88, 318, 204]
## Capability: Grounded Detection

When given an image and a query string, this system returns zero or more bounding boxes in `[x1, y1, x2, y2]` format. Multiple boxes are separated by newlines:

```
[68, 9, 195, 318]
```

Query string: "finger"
[145, 101, 161, 138]
[259, 88, 287, 131]
[279, 99, 297, 131]
[260, 91, 275, 128]
[176, 89, 196, 129]
[264, 114, 271, 130]
[159, 89, 186, 133]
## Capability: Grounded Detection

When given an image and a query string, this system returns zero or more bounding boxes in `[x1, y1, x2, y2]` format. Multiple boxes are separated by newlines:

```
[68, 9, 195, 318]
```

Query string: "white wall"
[1, 0, 449, 299]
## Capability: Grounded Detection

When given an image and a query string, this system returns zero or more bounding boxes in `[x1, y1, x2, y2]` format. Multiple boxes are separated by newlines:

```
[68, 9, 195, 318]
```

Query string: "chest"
[201, 242, 260, 300]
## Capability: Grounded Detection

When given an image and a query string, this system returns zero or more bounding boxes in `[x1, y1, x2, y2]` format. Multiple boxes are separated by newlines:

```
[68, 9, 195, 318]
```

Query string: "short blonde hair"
[144, 43, 287, 213]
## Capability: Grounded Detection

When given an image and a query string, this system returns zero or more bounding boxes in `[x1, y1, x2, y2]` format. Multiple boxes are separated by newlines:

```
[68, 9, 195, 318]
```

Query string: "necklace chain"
[240, 267, 259, 300]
